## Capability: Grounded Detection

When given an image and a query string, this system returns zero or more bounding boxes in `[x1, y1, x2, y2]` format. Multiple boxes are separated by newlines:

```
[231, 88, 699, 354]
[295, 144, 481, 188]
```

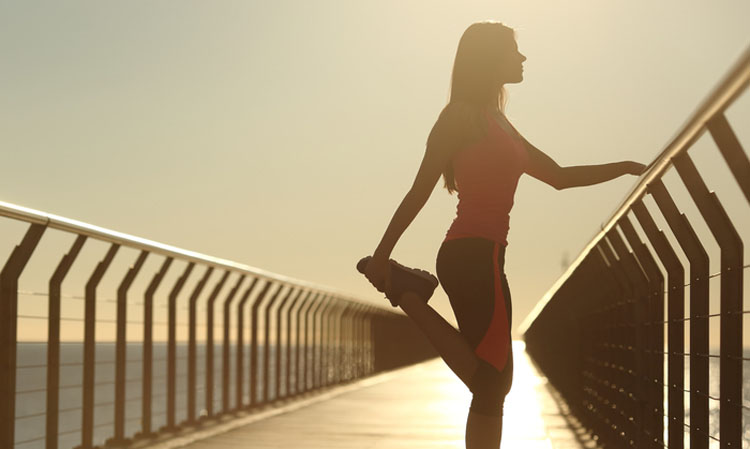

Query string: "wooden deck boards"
[146, 342, 589, 449]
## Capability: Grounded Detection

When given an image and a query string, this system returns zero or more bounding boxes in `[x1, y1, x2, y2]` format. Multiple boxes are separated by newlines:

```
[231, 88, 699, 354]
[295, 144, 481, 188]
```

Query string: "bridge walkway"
[146, 342, 594, 449]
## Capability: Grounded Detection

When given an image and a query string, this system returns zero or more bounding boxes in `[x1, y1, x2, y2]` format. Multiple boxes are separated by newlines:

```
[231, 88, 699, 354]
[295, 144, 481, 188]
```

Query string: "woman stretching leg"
[363, 21, 646, 449]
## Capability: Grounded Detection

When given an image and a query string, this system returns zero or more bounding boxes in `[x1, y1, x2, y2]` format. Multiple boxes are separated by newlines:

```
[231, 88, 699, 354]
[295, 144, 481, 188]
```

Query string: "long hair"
[437, 21, 517, 194]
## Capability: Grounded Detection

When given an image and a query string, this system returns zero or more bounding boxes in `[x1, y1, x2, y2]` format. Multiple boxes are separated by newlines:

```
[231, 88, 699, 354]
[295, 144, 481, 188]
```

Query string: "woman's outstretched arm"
[521, 135, 646, 190]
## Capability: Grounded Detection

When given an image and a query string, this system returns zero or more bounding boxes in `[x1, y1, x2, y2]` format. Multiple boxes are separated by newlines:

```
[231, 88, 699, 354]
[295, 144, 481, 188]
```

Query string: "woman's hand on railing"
[623, 161, 648, 176]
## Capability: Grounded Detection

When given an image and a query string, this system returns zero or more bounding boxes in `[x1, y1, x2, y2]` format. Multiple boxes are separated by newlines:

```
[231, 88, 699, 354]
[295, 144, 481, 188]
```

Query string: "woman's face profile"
[497, 40, 526, 85]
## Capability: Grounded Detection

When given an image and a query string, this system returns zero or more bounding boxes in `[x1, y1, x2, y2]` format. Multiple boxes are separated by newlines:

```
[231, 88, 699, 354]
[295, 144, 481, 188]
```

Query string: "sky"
[1, 0, 749, 344]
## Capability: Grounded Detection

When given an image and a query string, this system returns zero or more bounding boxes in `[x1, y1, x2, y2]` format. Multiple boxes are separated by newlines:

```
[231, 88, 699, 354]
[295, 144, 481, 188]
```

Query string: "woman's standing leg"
[433, 237, 513, 448]
[466, 410, 503, 449]
[397, 292, 507, 449]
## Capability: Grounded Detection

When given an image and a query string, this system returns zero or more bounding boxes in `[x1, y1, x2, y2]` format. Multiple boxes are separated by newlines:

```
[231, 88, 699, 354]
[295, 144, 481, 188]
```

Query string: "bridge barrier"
[0, 202, 436, 449]
[521, 45, 750, 449]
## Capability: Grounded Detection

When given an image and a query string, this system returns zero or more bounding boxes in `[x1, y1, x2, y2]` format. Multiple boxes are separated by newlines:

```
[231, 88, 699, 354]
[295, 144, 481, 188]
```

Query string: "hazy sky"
[1, 1, 749, 343]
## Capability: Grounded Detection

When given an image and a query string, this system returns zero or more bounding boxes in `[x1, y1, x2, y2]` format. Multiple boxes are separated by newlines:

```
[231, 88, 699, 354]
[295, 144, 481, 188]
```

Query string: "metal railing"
[521, 45, 750, 449]
[0, 202, 436, 449]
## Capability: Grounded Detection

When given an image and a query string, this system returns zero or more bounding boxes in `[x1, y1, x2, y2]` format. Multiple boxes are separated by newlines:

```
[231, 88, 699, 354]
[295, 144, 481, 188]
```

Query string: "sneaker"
[356, 256, 439, 307]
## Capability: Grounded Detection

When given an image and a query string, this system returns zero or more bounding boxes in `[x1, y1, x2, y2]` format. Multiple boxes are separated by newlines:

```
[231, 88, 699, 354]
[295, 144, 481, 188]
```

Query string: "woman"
[362, 21, 646, 449]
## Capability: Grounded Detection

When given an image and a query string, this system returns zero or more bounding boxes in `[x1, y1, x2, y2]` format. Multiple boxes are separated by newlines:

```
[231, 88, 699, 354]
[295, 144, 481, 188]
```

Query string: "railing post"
[306, 294, 326, 389]
[302, 292, 322, 392]
[632, 200, 685, 449]
[137, 257, 172, 438]
[235, 278, 258, 410]
[590, 247, 629, 446]
[606, 228, 655, 447]
[649, 179, 710, 449]
[357, 304, 368, 377]
[249, 280, 273, 406]
[708, 113, 750, 203]
[0, 223, 45, 449]
[221, 275, 246, 413]
[47, 235, 86, 449]
[165, 262, 194, 431]
[287, 290, 310, 396]
[284, 289, 305, 398]
[110, 250, 148, 445]
[363, 306, 375, 375]
[596, 241, 638, 446]
[618, 216, 665, 449]
[204, 271, 230, 419]
[260, 285, 284, 403]
[325, 301, 342, 384]
[672, 153, 744, 448]
[315, 297, 333, 388]
[351, 304, 364, 379]
[275, 287, 298, 399]
[187, 267, 214, 424]
[295, 291, 315, 394]
[81, 243, 119, 449]
[338, 303, 352, 382]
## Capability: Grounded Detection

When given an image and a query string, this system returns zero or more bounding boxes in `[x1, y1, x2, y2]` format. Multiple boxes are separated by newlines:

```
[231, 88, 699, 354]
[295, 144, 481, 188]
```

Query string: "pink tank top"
[444, 110, 528, 246]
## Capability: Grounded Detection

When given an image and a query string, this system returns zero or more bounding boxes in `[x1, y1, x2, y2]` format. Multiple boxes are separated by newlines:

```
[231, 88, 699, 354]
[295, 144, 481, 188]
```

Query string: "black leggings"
[436, 237, 514, 416]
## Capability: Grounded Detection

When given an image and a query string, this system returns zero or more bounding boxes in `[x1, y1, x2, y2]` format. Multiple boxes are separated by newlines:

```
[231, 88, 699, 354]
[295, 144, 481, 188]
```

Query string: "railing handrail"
[0, 199, 371, 306]
[518, 44, 750, 335]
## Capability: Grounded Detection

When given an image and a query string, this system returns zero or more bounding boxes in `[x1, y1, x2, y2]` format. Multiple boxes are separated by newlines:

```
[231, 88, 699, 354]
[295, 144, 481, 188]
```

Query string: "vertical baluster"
[220, 275, 246, 413]
[249, 281, 272, 405]
[286, 290, 307, 397]
[339, 304, 352, 382]
[295, 292, 314, 394]
[204, 271, 230, 418]
[262, 285, 284, 403]
[82, 243, 119, 448]
[47, 235, 86, 449]
[235, 278, 258, 410]
[708, 113, 750, 203]
[0, 224, 45, 449]
[138, 257, 172, 437]
[315, 297, 333, 388]
[275, 287, 298, 399]
[187, 267, 214, 424]
[110, 250, 148, 445]
[618, 216, 666, 449]
[650, 180, 709, 449]
[166, 262, 194, 430]
[607, 229, 652, 447]
[673, 154, 744, 448]
[325, 301, 341, 384]
[632, 200, 685, 449]
[305, 294, 324, 389]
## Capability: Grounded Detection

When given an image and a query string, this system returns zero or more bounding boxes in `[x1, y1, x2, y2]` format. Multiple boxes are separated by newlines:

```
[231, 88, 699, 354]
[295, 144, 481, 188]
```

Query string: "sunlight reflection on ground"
[433, 340, 560, 448]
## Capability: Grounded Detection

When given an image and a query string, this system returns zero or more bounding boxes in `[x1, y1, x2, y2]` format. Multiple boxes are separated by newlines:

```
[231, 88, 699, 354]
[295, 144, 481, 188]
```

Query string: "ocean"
[14, 341, 346, 449]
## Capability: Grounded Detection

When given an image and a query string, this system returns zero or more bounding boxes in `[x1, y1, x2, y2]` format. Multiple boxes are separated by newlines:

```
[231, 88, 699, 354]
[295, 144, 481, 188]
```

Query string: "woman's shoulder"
[427, 102, 485, 149]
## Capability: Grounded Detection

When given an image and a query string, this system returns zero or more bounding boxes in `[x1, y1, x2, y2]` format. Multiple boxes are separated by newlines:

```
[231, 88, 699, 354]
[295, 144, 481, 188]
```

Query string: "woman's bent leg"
[398, 291, 479, 388]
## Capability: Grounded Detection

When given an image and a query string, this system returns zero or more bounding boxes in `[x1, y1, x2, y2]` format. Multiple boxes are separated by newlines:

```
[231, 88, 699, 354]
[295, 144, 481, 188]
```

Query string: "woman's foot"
[356, 256, 439, 307]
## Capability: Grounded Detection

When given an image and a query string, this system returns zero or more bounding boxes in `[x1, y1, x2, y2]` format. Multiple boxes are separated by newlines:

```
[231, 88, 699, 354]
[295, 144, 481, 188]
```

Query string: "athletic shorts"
[436, 237, 514, 413]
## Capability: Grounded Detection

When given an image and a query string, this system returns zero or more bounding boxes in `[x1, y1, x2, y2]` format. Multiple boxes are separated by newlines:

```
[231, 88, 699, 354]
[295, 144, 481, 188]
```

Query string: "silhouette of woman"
[362, 21, 646, 449]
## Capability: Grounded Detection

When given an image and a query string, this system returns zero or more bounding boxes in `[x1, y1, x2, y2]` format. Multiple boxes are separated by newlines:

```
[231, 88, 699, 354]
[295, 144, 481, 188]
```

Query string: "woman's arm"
[372, 140, 455, 259]
[372, 108, 464, 259]
[521, 135, 646, 190]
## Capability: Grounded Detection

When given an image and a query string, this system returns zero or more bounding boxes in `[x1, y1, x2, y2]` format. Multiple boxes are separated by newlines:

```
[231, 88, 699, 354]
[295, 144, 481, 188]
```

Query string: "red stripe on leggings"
[474, 242, 510, 372]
